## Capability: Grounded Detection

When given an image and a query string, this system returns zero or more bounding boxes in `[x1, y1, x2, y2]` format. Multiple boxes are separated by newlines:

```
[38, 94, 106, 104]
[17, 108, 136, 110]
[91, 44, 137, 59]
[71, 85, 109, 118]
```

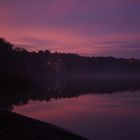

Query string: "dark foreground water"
[12, 90, 140, 140]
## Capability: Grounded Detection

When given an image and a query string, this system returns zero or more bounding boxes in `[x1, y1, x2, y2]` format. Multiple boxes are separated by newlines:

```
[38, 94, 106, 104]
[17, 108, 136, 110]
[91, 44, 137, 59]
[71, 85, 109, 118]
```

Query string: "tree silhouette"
[0, 37, 140, 83]
[0, 38, 13, 52]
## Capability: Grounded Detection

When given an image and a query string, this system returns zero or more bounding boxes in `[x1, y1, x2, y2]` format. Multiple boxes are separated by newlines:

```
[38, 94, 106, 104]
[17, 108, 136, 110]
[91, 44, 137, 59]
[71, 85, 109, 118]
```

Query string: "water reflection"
[1, 76, 140, 140]
[0, 75, 140, 110]
[13, 91, 140, 140]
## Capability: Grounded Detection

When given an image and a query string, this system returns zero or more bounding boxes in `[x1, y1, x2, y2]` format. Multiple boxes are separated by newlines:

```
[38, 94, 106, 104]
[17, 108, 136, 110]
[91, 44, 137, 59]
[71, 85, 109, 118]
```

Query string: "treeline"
[0, 37, 140, 80]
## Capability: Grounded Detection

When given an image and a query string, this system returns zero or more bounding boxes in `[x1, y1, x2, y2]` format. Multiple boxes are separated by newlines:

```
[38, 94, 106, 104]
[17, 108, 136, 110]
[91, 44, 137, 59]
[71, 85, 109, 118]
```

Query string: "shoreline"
[0, 109, 87, 140]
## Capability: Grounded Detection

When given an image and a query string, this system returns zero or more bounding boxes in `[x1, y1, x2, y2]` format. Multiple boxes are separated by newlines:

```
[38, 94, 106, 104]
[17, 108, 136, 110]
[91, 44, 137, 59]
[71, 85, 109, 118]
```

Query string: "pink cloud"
[0, 0, 140, 58]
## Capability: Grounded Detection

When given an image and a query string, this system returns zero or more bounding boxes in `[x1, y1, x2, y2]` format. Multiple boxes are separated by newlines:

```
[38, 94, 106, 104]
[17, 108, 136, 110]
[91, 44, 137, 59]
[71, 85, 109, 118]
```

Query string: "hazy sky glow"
[0, 0, 140, 58]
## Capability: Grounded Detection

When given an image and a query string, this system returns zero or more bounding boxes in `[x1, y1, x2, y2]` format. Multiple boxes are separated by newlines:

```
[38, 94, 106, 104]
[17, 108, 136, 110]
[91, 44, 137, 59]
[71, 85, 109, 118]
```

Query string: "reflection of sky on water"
[13, 91, 140, 140]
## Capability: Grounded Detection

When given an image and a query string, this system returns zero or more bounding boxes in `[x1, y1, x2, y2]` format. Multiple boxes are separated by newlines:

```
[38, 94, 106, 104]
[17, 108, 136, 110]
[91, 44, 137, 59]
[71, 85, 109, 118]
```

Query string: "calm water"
[13, 90, 140, 140]
[1, 76, 140, 140]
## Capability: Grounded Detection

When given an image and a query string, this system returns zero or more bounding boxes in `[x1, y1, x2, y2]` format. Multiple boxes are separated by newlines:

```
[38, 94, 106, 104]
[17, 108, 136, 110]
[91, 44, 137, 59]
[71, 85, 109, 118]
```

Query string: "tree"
[0, 38, 13, 53]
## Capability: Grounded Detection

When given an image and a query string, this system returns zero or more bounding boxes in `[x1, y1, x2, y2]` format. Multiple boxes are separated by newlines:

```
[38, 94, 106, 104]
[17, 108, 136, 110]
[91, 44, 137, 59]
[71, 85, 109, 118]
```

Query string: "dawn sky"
[0, 0, 140, 58]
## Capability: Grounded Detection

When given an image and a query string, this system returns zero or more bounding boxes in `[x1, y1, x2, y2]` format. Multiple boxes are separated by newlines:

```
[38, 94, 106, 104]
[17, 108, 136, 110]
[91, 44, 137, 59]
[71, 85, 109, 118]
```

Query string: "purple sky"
[0, 0, 140, 58]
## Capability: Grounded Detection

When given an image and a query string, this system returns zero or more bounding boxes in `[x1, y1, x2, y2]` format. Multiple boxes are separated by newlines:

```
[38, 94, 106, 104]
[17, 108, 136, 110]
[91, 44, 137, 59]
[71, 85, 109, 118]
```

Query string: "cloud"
[19, 37, 59, 47]
[0, 0, 140, 58]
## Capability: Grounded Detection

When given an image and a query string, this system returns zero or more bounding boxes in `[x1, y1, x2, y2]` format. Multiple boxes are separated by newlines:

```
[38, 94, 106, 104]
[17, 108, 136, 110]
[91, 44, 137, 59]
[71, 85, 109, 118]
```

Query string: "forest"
[1, 37, 140, 79]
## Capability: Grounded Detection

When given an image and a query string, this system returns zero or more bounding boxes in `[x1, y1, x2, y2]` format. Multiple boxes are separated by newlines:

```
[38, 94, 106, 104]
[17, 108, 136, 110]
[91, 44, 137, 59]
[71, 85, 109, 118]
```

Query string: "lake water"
[1, 76, 140, 140]
[12, 90, 140, 140]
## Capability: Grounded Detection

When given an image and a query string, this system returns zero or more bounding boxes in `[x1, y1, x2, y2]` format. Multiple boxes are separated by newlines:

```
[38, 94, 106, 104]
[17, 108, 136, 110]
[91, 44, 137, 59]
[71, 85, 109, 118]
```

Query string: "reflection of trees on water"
[0, 76, 140, 111]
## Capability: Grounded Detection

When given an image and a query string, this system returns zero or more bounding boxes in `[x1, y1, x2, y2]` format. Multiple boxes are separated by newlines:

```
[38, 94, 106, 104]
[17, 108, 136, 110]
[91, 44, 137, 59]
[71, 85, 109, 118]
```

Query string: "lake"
[1, 76, 140, 140]
[13, 91, 140, 140]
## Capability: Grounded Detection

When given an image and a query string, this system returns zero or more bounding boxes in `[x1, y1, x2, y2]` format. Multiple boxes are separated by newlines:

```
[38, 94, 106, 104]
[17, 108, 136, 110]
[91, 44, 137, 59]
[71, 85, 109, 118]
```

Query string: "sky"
[0, 0, 140, 58]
